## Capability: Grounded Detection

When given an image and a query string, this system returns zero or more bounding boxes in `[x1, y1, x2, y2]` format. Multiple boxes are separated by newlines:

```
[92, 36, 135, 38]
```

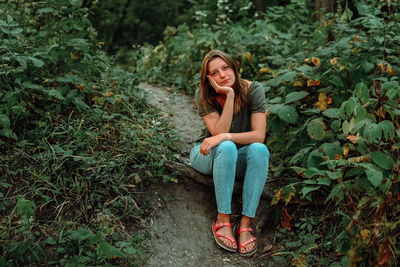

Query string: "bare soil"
[139, 83, 279, 267]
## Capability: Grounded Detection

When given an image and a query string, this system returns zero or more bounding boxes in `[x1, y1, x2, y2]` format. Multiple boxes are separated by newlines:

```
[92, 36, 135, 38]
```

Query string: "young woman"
[190, 50, 270, 256]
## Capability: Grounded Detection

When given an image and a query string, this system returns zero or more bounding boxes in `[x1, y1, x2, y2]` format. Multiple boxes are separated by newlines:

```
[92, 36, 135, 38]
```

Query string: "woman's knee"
[190, 143, 213, 175]
[216, 140, 237, 156]
[215, 140, 238, 164]
[247, 143, 270, 160]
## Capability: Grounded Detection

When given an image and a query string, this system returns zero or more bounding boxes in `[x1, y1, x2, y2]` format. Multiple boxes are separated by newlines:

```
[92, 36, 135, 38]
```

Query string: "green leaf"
[317, 177, 331, 186]
[288, 146, 313, 165]
[305, 167, 325, 178]
[70, 0, 83, 7]
[354, 82, 370, 104]
[45, 237, 57, 245]
[340, 1, 353, 21]
[330, 75, 344, 87]
[365, 170, 383, 188]
[48, 89, 64, 100]
[307, 118, 326, 140]
[280, 71, 297, 82]
[321, 142, 342, 159]
[370, 152, 393, 170]
[323, 108, 339, 119]
[16, 198, 36, 218]
[0, 128, 17, 139]
[278, 105, 298, 123]
[10, 28, 23, 36]
[97, 241, 126, 258]
[378, 120, 395, 140]
[364, 123, 381, 141]
[327, 171, 342, 180]
[66, 227, 93, 241]
[30, 57, 44, 67]
[284, 91, 309, 104]
[0, 114, 10, 129]
[16, 57, 27, 70]
[37, 7, 54, 13]
[327, 184, 344, 203]
[339, 97, 357, 119]
[301, 186, 320, 198]
[361, 61, 374, 72]
[7, 14, 14, 24]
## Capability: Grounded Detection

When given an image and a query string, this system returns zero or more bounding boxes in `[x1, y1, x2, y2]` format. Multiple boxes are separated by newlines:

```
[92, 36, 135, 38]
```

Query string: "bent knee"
[248, 143, 270, 159]
[216, 140, 237, 153]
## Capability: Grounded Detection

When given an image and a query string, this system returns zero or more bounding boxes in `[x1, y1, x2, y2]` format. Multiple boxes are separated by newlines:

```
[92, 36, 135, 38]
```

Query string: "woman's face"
[207, 57, 235, 88]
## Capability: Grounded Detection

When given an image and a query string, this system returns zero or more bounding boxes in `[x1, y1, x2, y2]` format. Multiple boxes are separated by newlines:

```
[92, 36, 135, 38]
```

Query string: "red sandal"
[212, 222, 237, 252]
[238, 227, 257, 256]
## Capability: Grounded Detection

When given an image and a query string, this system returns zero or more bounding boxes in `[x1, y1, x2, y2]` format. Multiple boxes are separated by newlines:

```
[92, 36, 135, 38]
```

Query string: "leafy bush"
[134, 0, 399, 265]
[0, 0, 179, 265]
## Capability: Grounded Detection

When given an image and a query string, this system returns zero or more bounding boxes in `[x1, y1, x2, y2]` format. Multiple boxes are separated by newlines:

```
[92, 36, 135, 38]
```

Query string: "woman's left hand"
[200, 133, 229, 156]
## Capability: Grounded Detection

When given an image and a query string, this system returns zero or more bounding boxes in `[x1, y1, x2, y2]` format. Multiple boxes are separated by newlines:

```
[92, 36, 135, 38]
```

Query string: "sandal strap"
[212, 223, 237, 245]
[214, 232, 237, 245]
[238, 227, 253, 235]
[212, 222, 232, 232]
[238, 237, 257, 249]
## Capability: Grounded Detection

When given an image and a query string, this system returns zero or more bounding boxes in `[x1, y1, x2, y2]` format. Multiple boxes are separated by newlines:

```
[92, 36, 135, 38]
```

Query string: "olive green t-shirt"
[194, 81, 266, 144]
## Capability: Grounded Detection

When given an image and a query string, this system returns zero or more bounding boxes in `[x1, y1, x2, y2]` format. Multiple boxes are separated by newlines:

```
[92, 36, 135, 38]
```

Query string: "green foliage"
[0, 0, 179, 265]
[134, 0, 400, 265]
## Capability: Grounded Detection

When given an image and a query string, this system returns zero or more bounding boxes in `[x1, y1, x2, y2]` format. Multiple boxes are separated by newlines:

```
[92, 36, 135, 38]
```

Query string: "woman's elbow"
[255, 132, 266, 143]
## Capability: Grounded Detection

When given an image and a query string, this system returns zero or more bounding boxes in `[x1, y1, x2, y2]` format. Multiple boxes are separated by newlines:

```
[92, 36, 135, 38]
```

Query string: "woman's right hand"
[199, 133, 231, 156]
[207, 76, 234, 96]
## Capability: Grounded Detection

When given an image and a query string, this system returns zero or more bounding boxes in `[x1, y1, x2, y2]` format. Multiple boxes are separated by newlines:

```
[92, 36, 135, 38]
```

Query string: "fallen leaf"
[346, 133, 360, 144]
[259, 67, 274, 73]
[245, 52, 252, 62]
[315, 92, 331, 111]
[360, 229, 371, 241]
[281, 207, 292, 230]
[293, 81, 304, 87]
[291, 254, 307, 267]
[307, 79, 321, 87]
[376, 106, 386, 119]
[343, 143, 350, 157]
[271, 188, 282, 205]
[378, 240, 392, 266]
[263, 244, 273, 252]
[347, 155, 371, 163]
[283, 187, 295, 205]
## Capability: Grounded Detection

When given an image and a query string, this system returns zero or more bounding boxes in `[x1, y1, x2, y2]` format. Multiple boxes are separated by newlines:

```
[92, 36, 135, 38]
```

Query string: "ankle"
[216, 213, 231, 224]
[239, 215, 253, 229]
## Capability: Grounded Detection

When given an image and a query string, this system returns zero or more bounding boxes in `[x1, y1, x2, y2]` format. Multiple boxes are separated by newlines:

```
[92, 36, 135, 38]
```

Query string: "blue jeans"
[189, 141, 270, 218]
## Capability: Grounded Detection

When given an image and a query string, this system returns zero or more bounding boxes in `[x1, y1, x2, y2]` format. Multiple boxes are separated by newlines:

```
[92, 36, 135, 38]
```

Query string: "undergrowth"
[0, 0, 179, 265]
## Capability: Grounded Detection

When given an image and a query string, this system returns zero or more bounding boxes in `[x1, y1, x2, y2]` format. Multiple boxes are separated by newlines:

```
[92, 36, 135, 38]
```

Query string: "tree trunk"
[111, 0, 132, 48]
[253, 0, 266, 19]
[315, 0, 335, 21]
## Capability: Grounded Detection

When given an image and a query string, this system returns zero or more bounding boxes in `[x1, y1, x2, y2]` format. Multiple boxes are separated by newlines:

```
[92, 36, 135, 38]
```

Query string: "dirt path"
[139, 83, 277, 266]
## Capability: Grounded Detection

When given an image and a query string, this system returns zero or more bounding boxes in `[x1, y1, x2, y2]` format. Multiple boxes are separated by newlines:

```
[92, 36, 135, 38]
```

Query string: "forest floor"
[139, 83, 280, 267]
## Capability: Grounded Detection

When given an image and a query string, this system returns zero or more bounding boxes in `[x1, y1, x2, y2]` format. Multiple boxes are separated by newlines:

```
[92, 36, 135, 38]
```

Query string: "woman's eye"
[223, 65, 229, 70]
[211, 72, 217, 76]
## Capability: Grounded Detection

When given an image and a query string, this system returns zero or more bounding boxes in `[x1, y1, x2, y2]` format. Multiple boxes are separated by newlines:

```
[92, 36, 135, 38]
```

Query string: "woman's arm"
[227, 112, 266, 144]
[202, 76, 235, 135]
[199, 112, 266, 155]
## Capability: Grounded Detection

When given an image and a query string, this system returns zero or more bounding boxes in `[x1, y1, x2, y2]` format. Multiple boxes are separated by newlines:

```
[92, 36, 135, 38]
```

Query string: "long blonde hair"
[199, 50, 248, 114]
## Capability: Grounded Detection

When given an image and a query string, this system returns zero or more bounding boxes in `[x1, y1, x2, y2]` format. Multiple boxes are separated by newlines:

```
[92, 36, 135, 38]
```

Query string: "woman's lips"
[220, 79, 229, 85]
